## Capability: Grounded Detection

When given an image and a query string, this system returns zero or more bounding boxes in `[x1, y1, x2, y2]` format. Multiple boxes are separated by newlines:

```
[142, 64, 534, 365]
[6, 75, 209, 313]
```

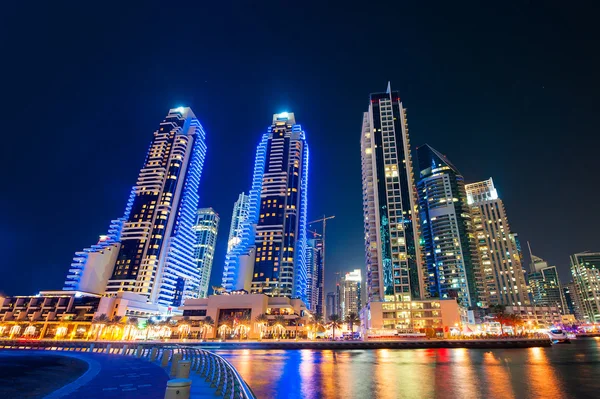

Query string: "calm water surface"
[216, 338, 600, 399]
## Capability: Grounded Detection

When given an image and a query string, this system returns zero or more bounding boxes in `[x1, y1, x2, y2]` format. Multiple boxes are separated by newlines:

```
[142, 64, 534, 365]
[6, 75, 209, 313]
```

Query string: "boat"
[547, 328, 571, 344]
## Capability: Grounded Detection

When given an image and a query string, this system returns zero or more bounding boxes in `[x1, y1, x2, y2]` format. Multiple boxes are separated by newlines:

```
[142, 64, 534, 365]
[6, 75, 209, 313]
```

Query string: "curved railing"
[177, 346, 256, 399]
[0, 340, 256, 399]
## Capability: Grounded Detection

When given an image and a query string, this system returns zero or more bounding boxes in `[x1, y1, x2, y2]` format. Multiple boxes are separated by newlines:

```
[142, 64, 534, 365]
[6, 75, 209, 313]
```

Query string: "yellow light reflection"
[482, 351, 516, 399]
[374, 349, 433, 398]
[527, 347, 564, 397]
[444, 348, 480, 398]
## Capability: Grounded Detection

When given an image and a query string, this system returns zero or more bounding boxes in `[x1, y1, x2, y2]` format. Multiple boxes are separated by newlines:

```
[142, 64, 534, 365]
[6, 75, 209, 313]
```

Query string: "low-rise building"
[0, 290, 163, 340]
[361, 299, 461, 337]
[504, 305, 562, 326]
[0, 291, 101, 339]
[175, 293, 310, 339]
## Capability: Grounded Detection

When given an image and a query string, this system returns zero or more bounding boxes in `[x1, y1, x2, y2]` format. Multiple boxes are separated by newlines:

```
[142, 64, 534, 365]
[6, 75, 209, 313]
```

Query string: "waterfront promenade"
[0, 349, 169, 398]
[0, 341, 256, 399]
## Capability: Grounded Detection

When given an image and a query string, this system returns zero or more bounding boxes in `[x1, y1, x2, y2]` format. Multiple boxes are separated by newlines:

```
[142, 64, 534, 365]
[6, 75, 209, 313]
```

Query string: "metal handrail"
[0, 340, 256, 398]
[179, 345, 256, 399]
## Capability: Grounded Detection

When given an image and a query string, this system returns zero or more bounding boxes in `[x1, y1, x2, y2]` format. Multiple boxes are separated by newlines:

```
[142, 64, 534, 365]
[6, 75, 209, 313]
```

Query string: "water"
[216, 338, 600, 398]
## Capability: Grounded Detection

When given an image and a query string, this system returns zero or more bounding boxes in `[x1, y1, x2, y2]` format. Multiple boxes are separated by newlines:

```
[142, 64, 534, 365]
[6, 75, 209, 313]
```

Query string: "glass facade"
[528, 255, 566, 313]
[361, 83, 424, 305]
[250, 113, 309, 303]
[570, 252, 600, 322]
[306, 237, 324, 314]
[104, 108, 207, 307]
[416, 144, 483, 309]
[222, 135, 269, 292]
[465, 178, 529, 306]
[193, 208, 220, 298]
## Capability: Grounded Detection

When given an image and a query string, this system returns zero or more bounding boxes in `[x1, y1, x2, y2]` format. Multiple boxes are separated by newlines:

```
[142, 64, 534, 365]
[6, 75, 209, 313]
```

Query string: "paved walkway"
[42, 351, 169, 399]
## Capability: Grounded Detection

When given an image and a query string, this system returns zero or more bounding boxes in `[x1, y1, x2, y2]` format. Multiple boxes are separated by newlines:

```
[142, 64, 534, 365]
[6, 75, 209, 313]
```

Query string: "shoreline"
[187, 338, 552, 350]
[1, 337, 552, 350]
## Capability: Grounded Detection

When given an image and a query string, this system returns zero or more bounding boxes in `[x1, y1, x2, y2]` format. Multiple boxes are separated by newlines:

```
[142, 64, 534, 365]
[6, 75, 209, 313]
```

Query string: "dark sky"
[1, 1, 598, 296]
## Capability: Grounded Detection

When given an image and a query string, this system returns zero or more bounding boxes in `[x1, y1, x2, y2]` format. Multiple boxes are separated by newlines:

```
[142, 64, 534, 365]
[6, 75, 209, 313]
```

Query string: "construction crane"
[308, 215, 335, 319]
[307, 229, 322, 238]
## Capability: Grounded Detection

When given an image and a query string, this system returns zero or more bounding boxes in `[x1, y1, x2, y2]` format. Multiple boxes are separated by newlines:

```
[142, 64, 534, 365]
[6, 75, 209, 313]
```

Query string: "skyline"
[1, 2, 599, 297]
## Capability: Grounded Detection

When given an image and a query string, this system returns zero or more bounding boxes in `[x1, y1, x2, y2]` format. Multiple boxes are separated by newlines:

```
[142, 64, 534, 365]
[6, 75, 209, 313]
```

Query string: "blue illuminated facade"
[63, 189, 135, 294]
[221, 135, 269, 292]
[416, 144, 482, 308]
[250, 113, 309, 303]
[102, 107, 208, 307]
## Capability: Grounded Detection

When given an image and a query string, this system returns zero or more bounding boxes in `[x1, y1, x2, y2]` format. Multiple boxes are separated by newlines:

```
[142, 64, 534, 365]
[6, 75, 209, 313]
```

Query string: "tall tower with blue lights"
[98, 107, 208, 307]
[416, 144, 484, 309]
[221, 193, 251, 291]
[249, 112, 309, 302]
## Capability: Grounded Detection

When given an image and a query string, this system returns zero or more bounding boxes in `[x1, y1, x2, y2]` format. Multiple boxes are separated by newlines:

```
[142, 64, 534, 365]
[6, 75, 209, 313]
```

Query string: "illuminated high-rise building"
[341, 269, 362, 318]
[306, 237, 324, 314]
[527, 251, 566, 313]
[563, 281, 585, 321]
[102, 107, 207, 307]
[570, 252, 600, 322]
[250, 112, 309, 303]
[360, 83, 425, 309]
[193, 208, 219, 298]
[63, 196, 133, 294]
[221, 193, 251, 291]
[326, 292, 337, 318]
[465, 178, 529, 306]
[416, 145, 484, 309]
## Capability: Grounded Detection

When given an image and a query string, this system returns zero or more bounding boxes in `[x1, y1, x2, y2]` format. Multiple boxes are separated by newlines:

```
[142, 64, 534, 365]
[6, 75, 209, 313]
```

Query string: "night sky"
[1, 2, 598, 296]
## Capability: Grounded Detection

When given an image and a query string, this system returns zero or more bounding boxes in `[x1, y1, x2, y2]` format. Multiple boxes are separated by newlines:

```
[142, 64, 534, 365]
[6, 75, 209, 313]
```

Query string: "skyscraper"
[103, 107, 207, 307]
[527, 250, 566, 313]
[250, 112, 309, 303]
[306, 237, 324, 314]
[326, 292, 337, 319]
[63, 204, 133, 294]
[221, 193, 251, 291]
[570, 252, 600, 322]
[360, 83, 424, 306]
[563, 281, 585, 321]
[416, 144, 484, 309]
[341, 269, 362, 318]
[465, 178, 529, 306]
[193, 208, 219, 298]
[221, 136, 269, 293]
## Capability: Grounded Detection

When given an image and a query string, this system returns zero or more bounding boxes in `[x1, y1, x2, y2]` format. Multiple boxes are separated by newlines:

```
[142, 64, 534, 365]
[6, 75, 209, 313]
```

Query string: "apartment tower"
[465, 178, 529, 306]
[360, 83, 424, 307]
[193, 208, 219, 298]
[103, 107, 207, 307]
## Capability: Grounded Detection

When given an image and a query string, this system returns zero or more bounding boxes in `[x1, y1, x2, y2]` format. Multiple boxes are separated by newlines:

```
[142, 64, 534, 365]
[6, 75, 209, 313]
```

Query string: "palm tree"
[122, 317, 138, 341]
[254, 313, 268, 340]
[212, 286, 226, 295]
[493, 310, 511, 335]
[507, 314, 524, 334]
[292, 314, 301, 340]
[177, 316, 191, 339]
[106, 316, 124, 340]
[92, 314, 109, 340]
[145, 318, 157, 340]
[328, 314, 342, 340]
[218, 316, 234, 340]
[236, 315, 251, 340]
[345, 312, 361, 334]
[202, 316, 214, 340]
[307, 313, 325, 340]
[273, 315, 287, 339]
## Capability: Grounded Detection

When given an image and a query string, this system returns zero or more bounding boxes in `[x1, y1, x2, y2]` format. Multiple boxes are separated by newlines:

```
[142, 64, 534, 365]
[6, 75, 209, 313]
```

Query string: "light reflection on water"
[216, 339, 600, 399]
